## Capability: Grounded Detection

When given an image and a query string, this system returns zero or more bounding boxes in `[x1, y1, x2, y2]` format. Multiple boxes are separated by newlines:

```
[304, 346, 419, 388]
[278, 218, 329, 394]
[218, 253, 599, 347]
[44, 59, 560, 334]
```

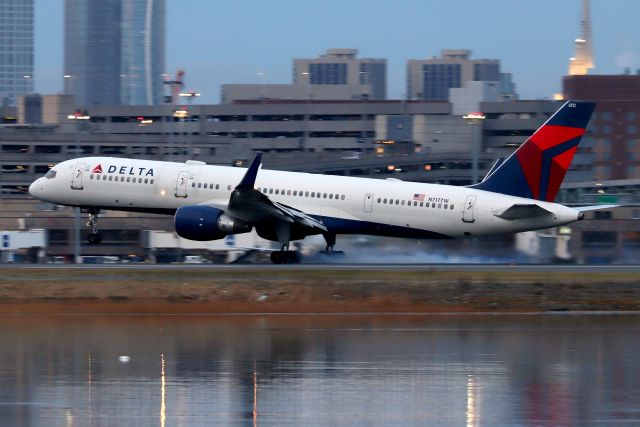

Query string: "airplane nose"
[28, 180, 38, 197]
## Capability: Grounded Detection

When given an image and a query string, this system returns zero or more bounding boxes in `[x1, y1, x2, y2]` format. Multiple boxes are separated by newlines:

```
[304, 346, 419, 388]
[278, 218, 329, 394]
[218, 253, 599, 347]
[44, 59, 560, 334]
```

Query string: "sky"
[34, 0, 640, 104]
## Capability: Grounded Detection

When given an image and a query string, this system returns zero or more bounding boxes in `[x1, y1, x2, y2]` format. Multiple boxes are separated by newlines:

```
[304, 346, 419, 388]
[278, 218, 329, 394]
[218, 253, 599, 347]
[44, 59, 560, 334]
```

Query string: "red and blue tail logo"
[471, 101, 596, 202]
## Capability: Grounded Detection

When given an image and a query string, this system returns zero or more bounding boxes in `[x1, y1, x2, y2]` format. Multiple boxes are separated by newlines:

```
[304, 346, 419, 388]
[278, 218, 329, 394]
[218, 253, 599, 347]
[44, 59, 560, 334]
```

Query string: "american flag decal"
[413, 193, 425, 201]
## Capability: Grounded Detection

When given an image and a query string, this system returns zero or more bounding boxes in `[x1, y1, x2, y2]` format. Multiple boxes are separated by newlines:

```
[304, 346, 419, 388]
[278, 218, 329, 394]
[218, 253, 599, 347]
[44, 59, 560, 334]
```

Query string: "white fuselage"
[29, 157, 581, 239]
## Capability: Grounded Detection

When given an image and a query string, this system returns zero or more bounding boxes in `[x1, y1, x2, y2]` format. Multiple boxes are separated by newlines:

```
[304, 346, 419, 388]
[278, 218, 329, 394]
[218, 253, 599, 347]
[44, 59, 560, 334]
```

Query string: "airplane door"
[363, 193, 374, 213]
[175, 171, 191, 198]
[71, 162, 86, 190]
[462, 195, 477, 223]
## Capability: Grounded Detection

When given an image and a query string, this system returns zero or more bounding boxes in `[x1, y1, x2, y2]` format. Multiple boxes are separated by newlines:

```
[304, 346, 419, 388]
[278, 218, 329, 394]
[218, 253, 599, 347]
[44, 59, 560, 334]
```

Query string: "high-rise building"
[407, 50, 516, 101]
[64, 0, 165, 106]
[0, 0, 34, 106]
[568, 0, 594, 76]
[293, 49, 387, 100]
[120, 0, 165, 105]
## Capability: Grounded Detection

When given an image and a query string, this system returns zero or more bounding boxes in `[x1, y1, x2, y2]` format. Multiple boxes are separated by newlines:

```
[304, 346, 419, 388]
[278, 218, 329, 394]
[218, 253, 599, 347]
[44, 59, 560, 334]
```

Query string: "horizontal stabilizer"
[574, 204, 620, 212]
[495, 204, 553, 220]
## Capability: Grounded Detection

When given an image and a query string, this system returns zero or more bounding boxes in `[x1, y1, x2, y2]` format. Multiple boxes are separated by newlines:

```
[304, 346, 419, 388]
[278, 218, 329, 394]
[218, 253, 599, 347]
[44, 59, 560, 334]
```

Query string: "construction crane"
[163, 70, 185, 104]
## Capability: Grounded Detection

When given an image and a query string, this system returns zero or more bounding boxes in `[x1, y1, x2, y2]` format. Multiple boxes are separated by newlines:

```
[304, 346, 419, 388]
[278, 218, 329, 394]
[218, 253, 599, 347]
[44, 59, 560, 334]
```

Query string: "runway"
[2, 263, 640, 273]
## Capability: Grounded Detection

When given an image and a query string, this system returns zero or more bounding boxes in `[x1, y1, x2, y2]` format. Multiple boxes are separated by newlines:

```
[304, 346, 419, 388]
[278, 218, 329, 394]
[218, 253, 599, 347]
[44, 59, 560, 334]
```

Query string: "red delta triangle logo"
[92, 164, 103, 173]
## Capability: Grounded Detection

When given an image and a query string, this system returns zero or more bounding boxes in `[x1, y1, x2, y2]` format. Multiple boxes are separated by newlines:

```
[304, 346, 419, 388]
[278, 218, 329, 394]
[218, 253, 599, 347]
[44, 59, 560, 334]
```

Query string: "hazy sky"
[34, 0, 640, 104]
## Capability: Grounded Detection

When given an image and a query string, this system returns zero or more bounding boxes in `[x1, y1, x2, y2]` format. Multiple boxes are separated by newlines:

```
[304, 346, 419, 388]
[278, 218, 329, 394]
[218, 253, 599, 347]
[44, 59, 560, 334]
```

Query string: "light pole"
[462, 112, 486, 185]
[63, 74, 72, 95]
[299, 72, 313, 152]
[257, 72, 266, 100]
[178, 91, 200, 158]
[67, 111, 91, 263]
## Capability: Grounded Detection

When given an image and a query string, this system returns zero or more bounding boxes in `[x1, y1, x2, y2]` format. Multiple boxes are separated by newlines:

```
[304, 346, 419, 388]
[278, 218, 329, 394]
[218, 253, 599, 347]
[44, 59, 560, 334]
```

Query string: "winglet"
[236, 152, 262, 190]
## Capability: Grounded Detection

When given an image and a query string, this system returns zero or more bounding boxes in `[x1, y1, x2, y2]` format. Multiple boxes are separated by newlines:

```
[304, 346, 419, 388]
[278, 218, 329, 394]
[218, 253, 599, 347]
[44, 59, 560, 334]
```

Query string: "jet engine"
[174, 205, 251, 241]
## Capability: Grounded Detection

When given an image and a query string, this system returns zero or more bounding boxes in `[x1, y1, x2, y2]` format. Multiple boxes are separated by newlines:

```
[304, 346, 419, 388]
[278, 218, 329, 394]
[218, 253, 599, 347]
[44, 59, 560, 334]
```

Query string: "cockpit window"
[45, 169, 57, 179]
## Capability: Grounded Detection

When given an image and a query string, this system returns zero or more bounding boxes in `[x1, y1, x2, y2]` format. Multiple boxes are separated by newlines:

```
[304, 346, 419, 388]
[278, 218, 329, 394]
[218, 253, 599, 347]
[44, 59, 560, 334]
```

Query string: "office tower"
[568, 0, 594, 76]
[120, 0, 165, 105]
[0, 0, 34, 106]
[407, 50, 515, 101]
[64, 0, 165, 106]
[293, 49, 387, 100]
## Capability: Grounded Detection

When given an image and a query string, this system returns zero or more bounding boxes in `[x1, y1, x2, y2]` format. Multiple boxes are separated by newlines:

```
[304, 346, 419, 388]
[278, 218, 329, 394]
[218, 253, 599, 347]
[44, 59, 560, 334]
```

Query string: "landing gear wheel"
[270, 250, 301, 264]
[84, 208, 102, 244]
[88, 233, 102, 244]
[319, 250, 345, 257]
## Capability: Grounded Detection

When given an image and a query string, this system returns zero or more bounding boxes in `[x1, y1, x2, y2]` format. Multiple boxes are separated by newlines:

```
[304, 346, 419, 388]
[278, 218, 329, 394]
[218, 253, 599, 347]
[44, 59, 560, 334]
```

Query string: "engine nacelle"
[174, 205, 251, 241]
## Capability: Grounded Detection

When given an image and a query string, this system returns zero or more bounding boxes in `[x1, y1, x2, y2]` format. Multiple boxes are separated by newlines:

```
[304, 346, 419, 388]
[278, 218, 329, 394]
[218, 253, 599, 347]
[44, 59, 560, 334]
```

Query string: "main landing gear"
[318, 232, 345, 258]
[84, 208, 102, 244]
[270, 244, 302, 264]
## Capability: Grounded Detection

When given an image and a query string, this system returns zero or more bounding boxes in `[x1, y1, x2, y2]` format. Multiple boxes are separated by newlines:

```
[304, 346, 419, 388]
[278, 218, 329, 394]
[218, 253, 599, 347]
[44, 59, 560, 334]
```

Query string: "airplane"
[29, 100, 613, 263]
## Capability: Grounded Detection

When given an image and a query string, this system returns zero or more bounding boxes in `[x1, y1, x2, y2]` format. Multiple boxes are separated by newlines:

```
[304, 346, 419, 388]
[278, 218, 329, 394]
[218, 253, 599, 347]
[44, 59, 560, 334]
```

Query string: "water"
[0, 314, 639, 426]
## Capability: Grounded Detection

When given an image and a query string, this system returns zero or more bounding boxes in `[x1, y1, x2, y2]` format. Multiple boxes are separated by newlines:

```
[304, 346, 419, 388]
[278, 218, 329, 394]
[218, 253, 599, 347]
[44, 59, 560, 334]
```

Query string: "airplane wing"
[494, 204, 553, 220]
[224, 153, 327, 235]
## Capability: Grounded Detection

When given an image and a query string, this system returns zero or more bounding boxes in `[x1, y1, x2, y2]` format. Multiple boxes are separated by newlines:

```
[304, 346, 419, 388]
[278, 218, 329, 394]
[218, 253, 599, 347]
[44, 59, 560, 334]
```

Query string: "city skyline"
[34, 0, 640, 104]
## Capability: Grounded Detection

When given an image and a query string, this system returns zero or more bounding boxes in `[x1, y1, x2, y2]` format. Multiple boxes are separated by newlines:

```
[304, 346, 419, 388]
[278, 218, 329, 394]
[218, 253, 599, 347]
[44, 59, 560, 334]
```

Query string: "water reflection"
[0, 314, 639, 426]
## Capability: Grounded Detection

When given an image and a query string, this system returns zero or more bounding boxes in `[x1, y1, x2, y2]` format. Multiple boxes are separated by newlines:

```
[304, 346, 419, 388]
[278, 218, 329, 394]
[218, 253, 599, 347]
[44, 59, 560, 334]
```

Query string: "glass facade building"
[64, 0, 165, 106]
[0, 0, 34, 106]
[121, 0, 165, 105]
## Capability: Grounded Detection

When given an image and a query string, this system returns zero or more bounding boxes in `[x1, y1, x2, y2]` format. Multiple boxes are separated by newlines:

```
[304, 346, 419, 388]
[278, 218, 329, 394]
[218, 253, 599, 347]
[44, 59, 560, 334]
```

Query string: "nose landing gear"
[83, 208, 102, 244]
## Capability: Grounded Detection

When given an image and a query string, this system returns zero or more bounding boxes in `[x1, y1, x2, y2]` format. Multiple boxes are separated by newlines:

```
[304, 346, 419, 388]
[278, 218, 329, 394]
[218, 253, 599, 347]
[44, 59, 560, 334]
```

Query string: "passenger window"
[377, 197, 381, 203]
[227, 185, 231, 191]
[109, 176, 113, 181]
[317, 193, 321, 198]
[192, 182, 195, 187]
[90, 174, 94, 180]
[341, 195, 345, 200]
[450, 205, 454, 210]
[444, 204, 448, 209]
[432, 203, 436, 208]
[102, 175, 107, 181]
[209, 184, 213, 189]
[395, 200, 399, 205]
[438, 203, 442, 209]
[293, 190, 297, 196]
[197, 183, 201, 188]
[287, 190, 291, 195]
[305, 191, 309, 197]
[275, 189, 280, 195]
[413, 201, 418, 206]
[269, 189, 273, 194]
[126, 177, 130, 182]
[311, 192, 315, 197]
[216, 184, 220, 190]
[330, 194, 334, 199]
[420, 202, 423, 207]
[401, 201, 405, 206]
[145, 179, 149, 184]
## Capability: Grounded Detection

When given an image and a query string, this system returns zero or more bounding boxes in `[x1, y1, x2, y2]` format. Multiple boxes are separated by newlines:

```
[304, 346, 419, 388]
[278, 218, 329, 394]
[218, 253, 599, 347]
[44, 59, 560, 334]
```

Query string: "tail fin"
[471, 100, 596, 202]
